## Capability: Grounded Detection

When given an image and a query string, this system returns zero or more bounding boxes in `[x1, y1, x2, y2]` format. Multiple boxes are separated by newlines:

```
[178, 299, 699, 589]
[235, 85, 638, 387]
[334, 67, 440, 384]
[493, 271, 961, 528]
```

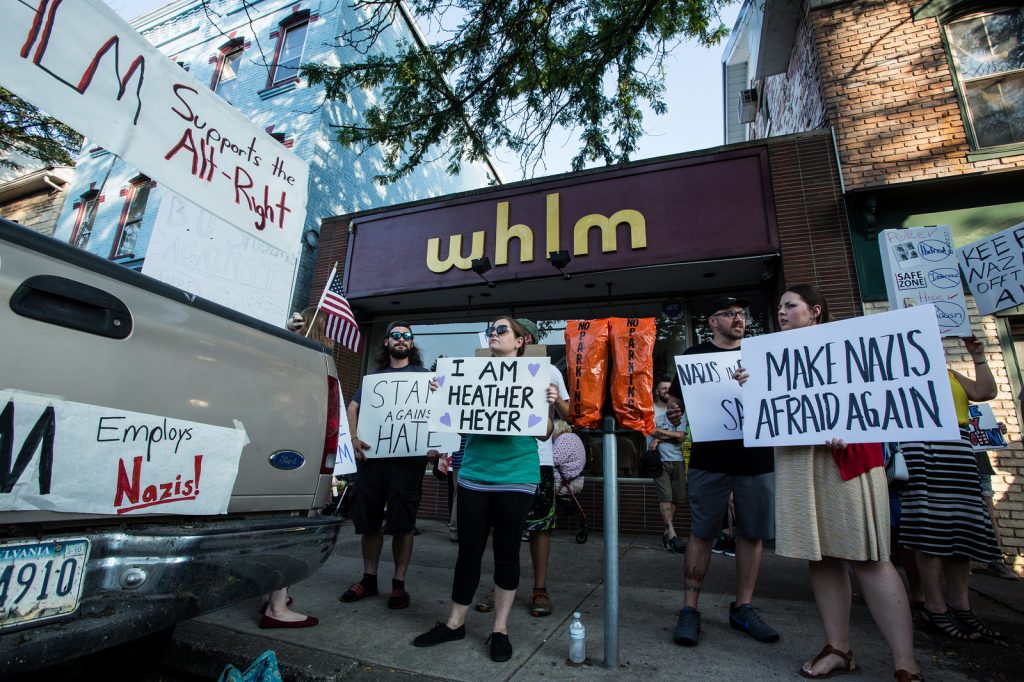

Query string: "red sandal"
[799, 644, 860, 678]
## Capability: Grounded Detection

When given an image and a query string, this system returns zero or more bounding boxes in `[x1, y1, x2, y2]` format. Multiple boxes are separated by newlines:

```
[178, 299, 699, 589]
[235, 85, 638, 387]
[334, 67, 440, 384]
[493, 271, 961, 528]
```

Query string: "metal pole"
[602, 416, 619, 668]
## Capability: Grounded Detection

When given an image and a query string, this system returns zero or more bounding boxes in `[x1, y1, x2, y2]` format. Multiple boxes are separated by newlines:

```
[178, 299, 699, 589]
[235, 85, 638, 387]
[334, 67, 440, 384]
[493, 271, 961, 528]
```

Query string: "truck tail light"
[322, 376, 340, 474]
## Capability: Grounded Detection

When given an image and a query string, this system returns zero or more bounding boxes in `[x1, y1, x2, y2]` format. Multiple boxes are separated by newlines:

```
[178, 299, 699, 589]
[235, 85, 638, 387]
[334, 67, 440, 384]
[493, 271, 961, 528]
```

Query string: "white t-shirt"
[537, 366, 569, 467]
[654, 404, 684, 462]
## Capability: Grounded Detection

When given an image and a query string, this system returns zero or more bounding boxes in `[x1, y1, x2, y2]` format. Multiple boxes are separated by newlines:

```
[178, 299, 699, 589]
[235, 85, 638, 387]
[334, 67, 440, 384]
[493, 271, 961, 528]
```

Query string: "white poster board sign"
[674, 350, 744, 442]
[1, 0, 308, 254]
[879, 226, 970, 336]
[0, 390, 246, 515]
[967, 403, 1009, 451]
[142, 194, 297, 327]
[428, 357, 551, 437]
[740, 305, 959, 447]
[356, 373, 461, 457]
[334, 382, 357, 475]
[957, 222, 1024, 316]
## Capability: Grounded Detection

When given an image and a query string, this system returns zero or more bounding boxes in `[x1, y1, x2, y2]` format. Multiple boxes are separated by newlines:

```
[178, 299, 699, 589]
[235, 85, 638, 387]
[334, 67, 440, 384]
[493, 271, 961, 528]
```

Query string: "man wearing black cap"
[668, 297, 778, 648]
[341, 321, 435, 611]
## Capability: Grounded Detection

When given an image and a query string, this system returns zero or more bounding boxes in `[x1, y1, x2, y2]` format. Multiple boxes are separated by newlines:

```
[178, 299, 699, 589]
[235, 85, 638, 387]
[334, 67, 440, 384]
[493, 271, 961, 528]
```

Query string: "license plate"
[0, 537, 90, 629]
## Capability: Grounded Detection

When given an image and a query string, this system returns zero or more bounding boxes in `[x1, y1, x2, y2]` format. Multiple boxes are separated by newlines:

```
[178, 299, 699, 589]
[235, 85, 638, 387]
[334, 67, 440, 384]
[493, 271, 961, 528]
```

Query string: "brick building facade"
[724, 0, 1024, 570]
[52, 0, 494, 312]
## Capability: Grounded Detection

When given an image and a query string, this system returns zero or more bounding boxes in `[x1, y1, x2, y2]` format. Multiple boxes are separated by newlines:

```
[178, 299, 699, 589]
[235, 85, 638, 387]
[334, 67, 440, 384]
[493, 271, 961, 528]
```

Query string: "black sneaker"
[711, 533, 730, 554]
[412, 622, 466, 647]
[729, 602, 779, 643]
[724, 535, 737, 557]
[667, 535, 687, 555]
[487, 631, 513, 662]
[673, 606, 701, 646]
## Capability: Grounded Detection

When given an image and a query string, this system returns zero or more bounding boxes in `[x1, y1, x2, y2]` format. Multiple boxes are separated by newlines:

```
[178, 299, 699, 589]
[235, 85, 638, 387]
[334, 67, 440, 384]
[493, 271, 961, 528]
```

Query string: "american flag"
[316, 265, 362, 352]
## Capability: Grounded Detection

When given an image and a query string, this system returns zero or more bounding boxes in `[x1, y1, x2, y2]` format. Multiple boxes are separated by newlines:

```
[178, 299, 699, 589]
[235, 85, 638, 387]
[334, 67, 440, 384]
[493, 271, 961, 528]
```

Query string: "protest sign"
[674, 350, 744, 442]
[957, 221, 1024, 316]
[741, 305, 959, 447]
[879, 226, 970, 336]
[429, 357, 551, 437]
[1, 0, 308, 255]
[967, 403, 1009, 451]
[0, 390, 247, 515]
[356, 373, 461, 457]
[334, 382, 357, 475]
[143, 194, 297, 327]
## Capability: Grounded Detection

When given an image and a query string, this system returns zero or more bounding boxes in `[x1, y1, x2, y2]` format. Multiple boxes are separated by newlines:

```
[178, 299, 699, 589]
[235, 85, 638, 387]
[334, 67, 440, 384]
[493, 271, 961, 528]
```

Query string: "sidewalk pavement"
[167, 518, 1023, 681]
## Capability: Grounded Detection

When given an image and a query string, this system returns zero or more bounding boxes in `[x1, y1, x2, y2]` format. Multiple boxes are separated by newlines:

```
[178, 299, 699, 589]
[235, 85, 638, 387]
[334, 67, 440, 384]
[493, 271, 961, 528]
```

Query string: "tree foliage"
[0, 88, 82, 171]
[303, 0, 734, 183]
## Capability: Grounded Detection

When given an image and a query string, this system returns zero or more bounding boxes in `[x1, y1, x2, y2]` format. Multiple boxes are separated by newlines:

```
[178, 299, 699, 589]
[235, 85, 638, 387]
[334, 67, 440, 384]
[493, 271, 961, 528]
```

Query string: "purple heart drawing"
[527, 363, 540, 377]
[439, 413, 452, 427]
[528, 414, 542, 428]
[436, 375, 446, 387]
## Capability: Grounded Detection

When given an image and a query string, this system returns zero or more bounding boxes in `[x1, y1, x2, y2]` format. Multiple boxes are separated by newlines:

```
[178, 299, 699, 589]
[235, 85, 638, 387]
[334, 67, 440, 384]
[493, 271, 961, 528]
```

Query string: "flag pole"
[303, 309, 320, 338]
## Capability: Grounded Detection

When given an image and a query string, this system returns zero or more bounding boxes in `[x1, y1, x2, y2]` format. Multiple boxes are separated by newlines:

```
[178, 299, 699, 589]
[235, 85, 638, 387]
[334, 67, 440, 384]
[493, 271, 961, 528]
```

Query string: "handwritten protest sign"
[143, 195, 297, 327]
[879, 226, 970, 336]
[967, 403, 1009, 451]
[740, 305, 959, 447]
[429, 357, 551, 437]
[1, 0, 307, 255]
[356, 373, 461, 457]
[674, 350, 744, 442]
[334, 383, 357, 475]
[957, 222, 1024, 316]
[0, 390, 247, 515]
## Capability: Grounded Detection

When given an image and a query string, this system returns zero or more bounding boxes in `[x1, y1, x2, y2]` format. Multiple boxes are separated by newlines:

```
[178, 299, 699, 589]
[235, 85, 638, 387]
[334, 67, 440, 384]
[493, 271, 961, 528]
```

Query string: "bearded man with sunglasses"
[341, 321, 436, 610]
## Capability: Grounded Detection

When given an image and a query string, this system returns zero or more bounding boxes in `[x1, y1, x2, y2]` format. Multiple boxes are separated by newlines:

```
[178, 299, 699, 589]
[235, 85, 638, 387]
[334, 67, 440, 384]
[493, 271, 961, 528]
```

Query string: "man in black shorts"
[341, 321, 434, 610]
[668, 297, 779, 647]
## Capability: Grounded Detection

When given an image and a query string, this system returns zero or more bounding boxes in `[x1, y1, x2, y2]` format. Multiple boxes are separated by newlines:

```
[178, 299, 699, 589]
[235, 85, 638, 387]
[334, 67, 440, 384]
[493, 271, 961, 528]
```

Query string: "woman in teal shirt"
[414, 316, 555, 662]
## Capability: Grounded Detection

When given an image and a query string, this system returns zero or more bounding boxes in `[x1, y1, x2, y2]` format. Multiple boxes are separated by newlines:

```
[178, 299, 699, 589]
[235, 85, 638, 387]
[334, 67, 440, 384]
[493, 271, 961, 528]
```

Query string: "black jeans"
[451, 486, 535, 605]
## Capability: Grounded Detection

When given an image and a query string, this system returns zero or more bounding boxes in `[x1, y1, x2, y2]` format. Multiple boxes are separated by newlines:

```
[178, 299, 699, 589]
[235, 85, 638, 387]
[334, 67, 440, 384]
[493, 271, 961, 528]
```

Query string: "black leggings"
[451, 486, 535, 605]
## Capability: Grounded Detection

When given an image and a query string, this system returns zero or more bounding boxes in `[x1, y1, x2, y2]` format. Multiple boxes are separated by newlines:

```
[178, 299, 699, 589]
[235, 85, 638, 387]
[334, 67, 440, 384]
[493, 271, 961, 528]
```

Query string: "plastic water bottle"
[569, 611, 586, 663]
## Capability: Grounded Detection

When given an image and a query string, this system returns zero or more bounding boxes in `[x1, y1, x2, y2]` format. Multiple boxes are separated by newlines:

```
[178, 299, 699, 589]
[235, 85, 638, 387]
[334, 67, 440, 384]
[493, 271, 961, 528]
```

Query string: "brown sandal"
[894, 671, 923, 681]
[798, 644, 860, 678]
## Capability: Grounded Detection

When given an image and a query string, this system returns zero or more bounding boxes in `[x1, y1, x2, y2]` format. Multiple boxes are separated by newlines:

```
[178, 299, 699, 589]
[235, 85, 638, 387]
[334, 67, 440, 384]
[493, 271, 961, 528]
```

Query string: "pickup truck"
[0, 217, 343, 673]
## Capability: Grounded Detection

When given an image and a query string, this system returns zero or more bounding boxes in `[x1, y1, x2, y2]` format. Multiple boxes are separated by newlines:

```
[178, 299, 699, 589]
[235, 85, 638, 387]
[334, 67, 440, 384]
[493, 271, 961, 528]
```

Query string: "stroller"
[553, 429, 589, 543]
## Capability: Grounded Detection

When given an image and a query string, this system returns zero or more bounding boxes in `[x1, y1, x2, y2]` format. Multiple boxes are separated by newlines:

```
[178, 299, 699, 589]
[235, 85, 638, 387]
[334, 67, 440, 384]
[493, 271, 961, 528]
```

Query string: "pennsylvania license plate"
[0, 537, 90, 629]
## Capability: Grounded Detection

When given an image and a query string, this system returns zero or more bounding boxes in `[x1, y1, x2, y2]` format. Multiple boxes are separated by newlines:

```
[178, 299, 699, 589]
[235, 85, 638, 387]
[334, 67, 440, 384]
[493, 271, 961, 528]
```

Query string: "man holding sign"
[341, 321, 435, 611]
[667, 297, 778, 648]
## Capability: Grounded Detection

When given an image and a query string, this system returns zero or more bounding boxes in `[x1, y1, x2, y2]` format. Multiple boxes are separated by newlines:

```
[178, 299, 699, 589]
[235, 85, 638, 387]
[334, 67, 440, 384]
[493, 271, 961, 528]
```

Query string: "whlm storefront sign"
[429, 357, 552, 437]
[957, 221, 1024, 316]
[741, 305, 959, 447]
[1, 0, 308, 255]
[356, 373, 461, 457]
[674, 350, 743, 442]
[879, 226, 970, 336]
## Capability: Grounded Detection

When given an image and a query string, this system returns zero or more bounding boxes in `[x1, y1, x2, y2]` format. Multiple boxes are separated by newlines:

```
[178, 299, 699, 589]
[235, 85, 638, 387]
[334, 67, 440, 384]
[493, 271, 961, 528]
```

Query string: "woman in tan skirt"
[738, 285, 920, 681]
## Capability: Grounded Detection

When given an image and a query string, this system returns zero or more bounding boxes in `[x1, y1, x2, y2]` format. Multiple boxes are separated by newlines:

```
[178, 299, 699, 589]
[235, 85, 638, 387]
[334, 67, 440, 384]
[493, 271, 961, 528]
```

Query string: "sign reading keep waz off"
[356, 374, 461, 457]
[1, 0, 308, 254]
[740, 306, 959, 447]
[429, 358, 551, 437]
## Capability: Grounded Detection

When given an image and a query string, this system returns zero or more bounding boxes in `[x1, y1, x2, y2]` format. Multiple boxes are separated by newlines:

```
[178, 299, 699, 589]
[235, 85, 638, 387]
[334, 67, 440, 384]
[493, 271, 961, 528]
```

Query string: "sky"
[105, 0, 743, 182]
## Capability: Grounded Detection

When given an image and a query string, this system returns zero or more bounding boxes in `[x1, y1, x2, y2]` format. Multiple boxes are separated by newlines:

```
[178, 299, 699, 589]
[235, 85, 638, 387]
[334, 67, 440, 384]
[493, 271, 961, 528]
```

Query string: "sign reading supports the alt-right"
[740, 305, 959, 447]
[674, 350, 743, 442]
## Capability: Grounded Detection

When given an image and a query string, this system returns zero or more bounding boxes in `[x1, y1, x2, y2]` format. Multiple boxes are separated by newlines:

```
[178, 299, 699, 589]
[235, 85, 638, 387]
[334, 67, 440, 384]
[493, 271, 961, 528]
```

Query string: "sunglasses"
[712, 310, 748, 320]
[388, 331, 414, 341]
[485, 324, 510, 337]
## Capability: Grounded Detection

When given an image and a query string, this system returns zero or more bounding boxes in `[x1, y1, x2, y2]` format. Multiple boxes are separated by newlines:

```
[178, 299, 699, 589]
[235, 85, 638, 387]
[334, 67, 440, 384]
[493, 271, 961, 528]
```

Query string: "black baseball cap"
[385, 320, 413, 335]
[704, 296, 750, 318]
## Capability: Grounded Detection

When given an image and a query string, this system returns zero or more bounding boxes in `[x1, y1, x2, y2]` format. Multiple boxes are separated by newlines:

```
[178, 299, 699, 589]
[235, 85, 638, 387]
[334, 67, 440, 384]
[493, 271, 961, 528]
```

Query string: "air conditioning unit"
[738, 87, 758, 124]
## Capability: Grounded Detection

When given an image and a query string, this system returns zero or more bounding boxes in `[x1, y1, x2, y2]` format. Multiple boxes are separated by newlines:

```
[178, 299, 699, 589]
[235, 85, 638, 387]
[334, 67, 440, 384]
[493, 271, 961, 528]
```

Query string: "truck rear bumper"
[1, 515, 342, 674]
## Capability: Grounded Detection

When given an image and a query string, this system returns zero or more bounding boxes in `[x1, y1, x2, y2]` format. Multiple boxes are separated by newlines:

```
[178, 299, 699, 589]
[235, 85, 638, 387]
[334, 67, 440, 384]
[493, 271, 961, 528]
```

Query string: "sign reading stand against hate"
[674, 350, 744, 442]
[740, 305, 959, 447]
[879, 226, 970, 336]
[429, 357, 551, 437]
[957, 221, 1024, 316]
[356, 373, 461, 457]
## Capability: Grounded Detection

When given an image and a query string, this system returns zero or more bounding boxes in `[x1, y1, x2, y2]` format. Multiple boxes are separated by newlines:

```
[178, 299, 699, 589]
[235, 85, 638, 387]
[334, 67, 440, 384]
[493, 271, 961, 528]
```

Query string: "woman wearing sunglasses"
[414, 316, 557, 662]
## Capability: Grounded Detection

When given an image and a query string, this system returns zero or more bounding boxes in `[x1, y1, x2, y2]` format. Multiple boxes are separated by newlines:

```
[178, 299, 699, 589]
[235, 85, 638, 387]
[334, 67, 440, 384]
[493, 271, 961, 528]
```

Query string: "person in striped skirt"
[899, 335, 1003, 643]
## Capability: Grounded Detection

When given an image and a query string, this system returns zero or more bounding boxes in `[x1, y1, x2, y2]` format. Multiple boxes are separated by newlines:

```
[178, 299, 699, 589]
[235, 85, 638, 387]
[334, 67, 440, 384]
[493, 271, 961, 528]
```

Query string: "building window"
[270, 20, 308, 85]
[111, 178, 150, 259]
[70, 191, 99, 250]
[945, 7, 1024, 149]
[213, 48, 243, 104]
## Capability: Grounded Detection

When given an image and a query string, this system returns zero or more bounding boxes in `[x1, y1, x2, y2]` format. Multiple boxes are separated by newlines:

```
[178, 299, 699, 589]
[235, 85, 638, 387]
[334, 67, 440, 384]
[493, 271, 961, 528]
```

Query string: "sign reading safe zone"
[740, 305, 959, 447]
[879, 226, 970, 336]
[429, 357, 551, 437]
[674, 350, 744, 442]
[356, 373, 460, 457]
